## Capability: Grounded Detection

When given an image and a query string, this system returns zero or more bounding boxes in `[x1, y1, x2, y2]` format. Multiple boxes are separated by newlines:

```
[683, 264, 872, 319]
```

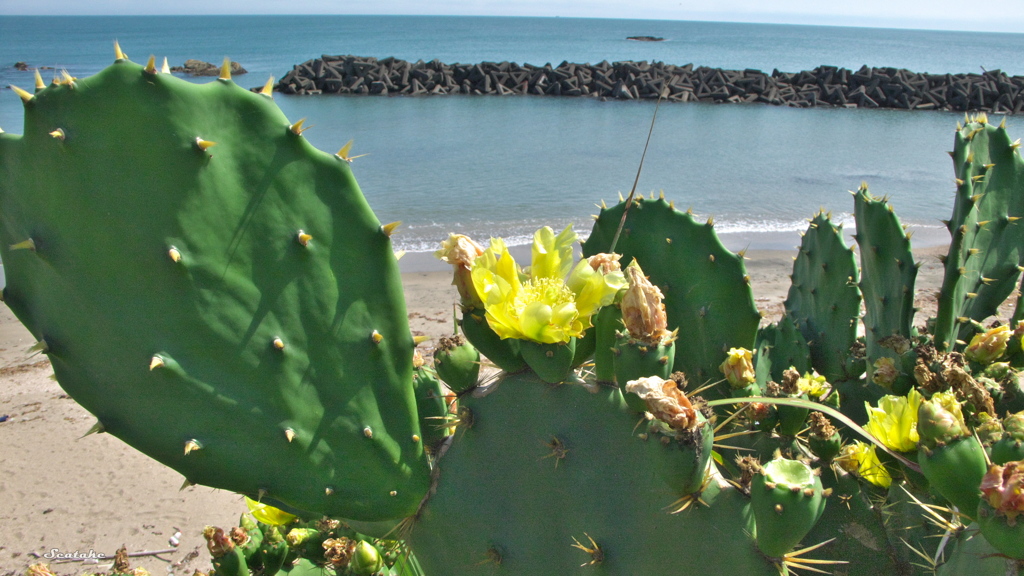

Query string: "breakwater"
[276, 55, 1024, 114]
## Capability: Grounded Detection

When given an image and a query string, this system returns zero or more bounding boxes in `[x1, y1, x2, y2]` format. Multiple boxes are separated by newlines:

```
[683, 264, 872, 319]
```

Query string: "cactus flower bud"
[624, 376, 696, 431]
[719, 347, 755, 389]
[620, 261, 670, 345]
[285, 527, 318, 549]
[965, 325, 1011, 364]
[917, 391, 969, 448]
[435, 233, 486, 309]
[350, 540, 385, 575]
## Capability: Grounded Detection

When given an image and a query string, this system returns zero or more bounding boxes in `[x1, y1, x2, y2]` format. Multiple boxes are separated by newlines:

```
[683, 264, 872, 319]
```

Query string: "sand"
[0, 244, 958, 575]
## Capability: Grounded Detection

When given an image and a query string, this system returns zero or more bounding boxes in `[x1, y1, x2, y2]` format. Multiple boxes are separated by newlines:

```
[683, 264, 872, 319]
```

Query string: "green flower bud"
[350, 541, 385, 575]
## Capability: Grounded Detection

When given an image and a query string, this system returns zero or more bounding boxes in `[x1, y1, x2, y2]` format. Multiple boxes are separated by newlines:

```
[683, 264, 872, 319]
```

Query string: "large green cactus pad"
[409, 372, 773, 575]
[853, 184, 918, 388]
[582, 196, 760, 393]
[0, 58, 430, 520]
[934, 116, 1024, 350]
[785, 212, 862, 385]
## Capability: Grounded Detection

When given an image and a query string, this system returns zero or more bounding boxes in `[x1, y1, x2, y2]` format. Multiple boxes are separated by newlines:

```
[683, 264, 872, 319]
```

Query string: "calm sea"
[3, 15, 1024, 261]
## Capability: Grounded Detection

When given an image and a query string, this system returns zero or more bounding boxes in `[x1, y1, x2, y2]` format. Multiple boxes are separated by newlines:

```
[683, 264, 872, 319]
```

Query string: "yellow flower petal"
[530, 225, 577, 280]
[245, 497, 297, 526]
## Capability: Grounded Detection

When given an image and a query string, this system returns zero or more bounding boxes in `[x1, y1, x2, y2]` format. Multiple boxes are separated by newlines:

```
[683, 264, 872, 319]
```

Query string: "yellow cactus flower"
[470, 226, 625, 344]
[864, 388, 922, 453]
[797, 369, 832, 400]
[245, 497, 297, 526]
[966, 325, 1011, 364]
[837, 441, 892, 489]
[720, 348, 755, 389]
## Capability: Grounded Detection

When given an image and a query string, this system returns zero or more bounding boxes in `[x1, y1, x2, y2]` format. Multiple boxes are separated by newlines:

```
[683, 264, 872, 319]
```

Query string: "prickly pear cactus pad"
[582, 195, 760, 392]
[0, 55, 430, 520]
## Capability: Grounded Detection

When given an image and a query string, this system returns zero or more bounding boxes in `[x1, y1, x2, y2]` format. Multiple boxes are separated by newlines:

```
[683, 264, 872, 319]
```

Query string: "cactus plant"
[18, 54, 1024, 576]
[0, 50, 430, 521]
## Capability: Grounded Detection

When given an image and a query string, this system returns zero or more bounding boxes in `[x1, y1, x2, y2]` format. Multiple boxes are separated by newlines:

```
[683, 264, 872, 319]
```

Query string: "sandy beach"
[0, 243, 963, 575]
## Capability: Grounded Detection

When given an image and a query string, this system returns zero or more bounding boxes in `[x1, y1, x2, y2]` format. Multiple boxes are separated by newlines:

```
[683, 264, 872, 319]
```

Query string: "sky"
[1, 0, 1023, 33]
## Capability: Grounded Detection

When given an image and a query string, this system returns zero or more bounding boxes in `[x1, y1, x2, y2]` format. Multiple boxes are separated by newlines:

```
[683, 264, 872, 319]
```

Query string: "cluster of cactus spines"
[582, 194, 760, 394]
[0, 46, 431, 521]
[784, 211, 863, 387]
[852, 183, 919, 392]
[934, 114, 1024, 351]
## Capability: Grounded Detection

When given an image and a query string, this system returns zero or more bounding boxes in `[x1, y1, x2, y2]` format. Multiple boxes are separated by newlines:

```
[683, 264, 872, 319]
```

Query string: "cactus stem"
[363, 426, 374, 439]
[82, 420, 106, 437]
[218, 57, 232, 81]
[184, 439, 202, 455]
[10, 85, 33, 104]
[10, 238, 36, 251]
[381, 221, 402, 236]
[371, 330, 383, 344]
[144, 55, 157, 75]
[48, 128, 65, 141]
[33, 70, 45, 91]
[284, 428, 296, 442]
[168, 247, 182, 262]
[259, 76, 275, 97]
[149, 355, 165, 370]
[160, 57, 171, 74]
[194, 137, 216, 152]
[289, 118, 310, 135]
[114, 40, 127, 61]
[296, 230, 312, 246]
[272, 337, 285, 350]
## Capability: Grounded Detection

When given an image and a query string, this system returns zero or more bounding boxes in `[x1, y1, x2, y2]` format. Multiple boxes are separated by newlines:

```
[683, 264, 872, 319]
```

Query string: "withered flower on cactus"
[323, 537, 358, 568]
[981, 461, 1024, 525]
[203, 526, 235, 558]
[719, 347, 755, 389]
[620, 260, 672, 345]
[587, 252, 622, 274]
[872, 357, 900, 387]
[624, 376, 696, 431]
[965, 325, 1011, 365]
[435, 233, 486, 308]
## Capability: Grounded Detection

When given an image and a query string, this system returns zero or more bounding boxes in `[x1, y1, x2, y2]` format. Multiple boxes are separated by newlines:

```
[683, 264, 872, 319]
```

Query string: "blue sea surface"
[2, 15, 1023, 255]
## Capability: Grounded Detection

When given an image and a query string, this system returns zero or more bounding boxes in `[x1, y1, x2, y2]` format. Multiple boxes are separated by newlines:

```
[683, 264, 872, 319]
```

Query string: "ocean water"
[2, 15, 1024, 258]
